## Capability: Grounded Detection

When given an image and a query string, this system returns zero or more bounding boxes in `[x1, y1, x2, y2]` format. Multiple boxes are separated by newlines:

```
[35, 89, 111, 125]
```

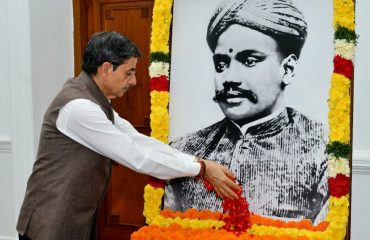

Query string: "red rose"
[328, 173, 350, 197]
[334, 55, 354, 80]
[150, 75, 169, 92]
[148, 176, 165, 188]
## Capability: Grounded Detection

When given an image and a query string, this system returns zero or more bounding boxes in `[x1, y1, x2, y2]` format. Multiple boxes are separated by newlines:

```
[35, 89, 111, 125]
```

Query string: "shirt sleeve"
[56, 99, 200, 179]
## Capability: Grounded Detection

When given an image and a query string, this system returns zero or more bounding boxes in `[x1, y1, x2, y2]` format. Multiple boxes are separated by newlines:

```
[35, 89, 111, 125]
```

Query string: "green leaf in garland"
[150, 52, 170, 63]
[327, 141, 351, 158]
[335, 25, 358, 44]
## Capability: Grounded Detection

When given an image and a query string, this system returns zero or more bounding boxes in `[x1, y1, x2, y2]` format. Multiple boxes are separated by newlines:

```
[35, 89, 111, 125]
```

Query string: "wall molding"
[353, 150, 370, 174]
[0, 138, 11, 153]
[0, 237, 15, 240]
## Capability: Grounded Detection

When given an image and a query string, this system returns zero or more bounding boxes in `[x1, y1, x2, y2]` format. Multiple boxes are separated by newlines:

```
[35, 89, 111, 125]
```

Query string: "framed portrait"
[136, 0, 355, 239]
[168, 0, 333, 140]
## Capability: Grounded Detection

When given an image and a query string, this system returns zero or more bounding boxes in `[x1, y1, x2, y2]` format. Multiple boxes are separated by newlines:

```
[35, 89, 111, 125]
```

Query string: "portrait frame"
[133, 0, 356, 239]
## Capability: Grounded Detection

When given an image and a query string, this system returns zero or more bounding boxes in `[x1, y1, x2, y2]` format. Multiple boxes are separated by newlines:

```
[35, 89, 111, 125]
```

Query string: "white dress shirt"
[56, 99, 200, 180]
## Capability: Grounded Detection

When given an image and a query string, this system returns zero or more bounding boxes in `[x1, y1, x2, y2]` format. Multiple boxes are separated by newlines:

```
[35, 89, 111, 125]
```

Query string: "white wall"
[0, 0, 29, 238]
[0, 0, 74, 239]
[30, 0, 74, 153]
[0, 0, 11, 137]
[351, 0, 370, 239]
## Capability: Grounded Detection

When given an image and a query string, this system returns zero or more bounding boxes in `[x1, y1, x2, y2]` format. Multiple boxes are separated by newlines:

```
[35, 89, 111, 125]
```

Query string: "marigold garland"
[148, 0, 173, 144]
[135, 0, 357, 239]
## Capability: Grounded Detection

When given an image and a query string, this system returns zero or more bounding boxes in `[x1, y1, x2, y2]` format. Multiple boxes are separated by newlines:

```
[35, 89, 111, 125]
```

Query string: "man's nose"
[223, 81, 241, 89]
[129, 75, 137, 86]
[223, 62, 242, 86]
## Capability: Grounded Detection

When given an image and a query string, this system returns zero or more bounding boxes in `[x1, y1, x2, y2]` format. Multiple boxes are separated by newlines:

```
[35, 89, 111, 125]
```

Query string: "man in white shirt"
[16, 31, 240, 240]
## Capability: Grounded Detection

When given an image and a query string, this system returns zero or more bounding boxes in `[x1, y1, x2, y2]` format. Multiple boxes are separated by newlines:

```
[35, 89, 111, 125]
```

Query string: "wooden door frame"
[73, 0, 154, 76]
[73, 0, 89, 76]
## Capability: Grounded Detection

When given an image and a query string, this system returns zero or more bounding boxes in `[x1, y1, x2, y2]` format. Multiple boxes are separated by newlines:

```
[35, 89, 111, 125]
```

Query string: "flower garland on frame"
[134, 0, 357, 239]
[148, 0, 172, 143]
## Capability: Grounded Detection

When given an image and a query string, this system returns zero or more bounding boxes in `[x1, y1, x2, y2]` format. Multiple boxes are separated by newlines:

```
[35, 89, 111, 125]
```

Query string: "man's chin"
[221, 107, 256, 122]
[117, 90, 128, 97]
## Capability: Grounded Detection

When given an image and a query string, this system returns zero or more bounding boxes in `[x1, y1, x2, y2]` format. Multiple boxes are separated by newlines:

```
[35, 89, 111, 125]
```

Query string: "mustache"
[213, 86, 258, 104]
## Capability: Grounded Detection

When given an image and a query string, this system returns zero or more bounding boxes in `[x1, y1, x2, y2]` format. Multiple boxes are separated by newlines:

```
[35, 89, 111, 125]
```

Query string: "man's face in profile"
[213, 24, 286, 123]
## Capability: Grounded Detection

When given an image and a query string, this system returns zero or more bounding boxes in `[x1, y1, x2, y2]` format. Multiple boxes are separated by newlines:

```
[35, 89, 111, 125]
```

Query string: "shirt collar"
[226, 107, 290, 137]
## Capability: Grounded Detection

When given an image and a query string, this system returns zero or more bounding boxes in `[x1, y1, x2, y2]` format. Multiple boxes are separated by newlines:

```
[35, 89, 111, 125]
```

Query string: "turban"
[206, 0, 307, 53]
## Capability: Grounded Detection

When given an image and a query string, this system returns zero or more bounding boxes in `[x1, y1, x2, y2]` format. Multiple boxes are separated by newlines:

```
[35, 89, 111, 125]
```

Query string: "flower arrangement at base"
[133, 0, 357, 239]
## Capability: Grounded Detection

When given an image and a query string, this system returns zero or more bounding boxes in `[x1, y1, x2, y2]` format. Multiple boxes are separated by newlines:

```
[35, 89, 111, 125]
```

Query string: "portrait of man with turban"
[164, 0, 333, 224]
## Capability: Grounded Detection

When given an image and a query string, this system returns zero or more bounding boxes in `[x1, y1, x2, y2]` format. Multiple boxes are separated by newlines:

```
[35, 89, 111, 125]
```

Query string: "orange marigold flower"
[184, 208, 200, 218]
[280, 236, 295, 240]
[168, 223, 184, 231]
[299, 219, 313, 229]
[315, 221, 329, 231]
[160, 208, 174, 218]
[274, 219, 285, 228]
[198, 209, 218, 220]
[297, 236, 310, 240]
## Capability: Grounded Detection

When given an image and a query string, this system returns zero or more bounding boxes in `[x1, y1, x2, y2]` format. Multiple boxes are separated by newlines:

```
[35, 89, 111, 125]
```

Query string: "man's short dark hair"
[82, 31, 142, 75]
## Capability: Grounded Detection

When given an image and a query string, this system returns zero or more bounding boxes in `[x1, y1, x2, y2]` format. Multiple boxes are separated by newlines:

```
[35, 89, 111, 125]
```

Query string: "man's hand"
[201, 159, 241, 200]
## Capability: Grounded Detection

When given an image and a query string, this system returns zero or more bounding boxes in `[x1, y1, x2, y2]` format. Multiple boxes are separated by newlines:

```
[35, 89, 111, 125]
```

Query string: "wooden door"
[74, 0, 154, 239]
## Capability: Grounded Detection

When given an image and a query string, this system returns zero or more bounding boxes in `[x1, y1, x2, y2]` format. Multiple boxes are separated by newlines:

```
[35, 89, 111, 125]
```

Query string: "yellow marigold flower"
[333, 0, 355, 31]
[150, 91, 170, 142]
[248, 225, 326, 238]
[328, 73, 351, 143]
[143, 185, 165, 224]
[151, 215, 224, 229]
[324, 195, 349, 239]
[150, 0, 173, 53]
[151, 91, 169, 106]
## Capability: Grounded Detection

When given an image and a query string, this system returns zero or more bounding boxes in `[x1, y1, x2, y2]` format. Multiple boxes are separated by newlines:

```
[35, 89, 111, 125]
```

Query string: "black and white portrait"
[164, 0, 333, 224]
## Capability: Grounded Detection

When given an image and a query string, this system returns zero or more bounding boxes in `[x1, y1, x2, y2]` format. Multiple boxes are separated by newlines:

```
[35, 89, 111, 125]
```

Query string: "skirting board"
[0, 237, 15, 240]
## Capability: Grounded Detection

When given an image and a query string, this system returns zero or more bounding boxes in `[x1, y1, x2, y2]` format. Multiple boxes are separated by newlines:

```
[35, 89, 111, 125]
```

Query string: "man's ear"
[280, 54, 298, 86]
[98, 62, 113, 80]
